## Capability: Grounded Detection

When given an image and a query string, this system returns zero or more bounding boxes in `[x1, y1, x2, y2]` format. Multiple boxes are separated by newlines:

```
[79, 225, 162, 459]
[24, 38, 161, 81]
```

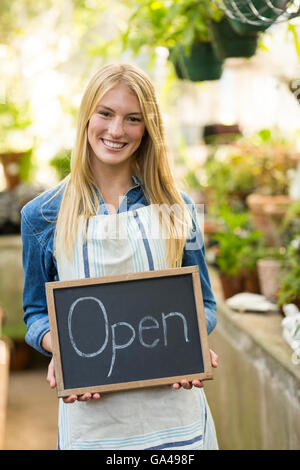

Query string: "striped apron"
[55, 205, 218, 450]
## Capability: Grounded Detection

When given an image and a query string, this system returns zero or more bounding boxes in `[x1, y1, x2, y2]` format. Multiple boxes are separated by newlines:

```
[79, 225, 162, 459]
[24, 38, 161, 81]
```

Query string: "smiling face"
[87, 83, 146, 174]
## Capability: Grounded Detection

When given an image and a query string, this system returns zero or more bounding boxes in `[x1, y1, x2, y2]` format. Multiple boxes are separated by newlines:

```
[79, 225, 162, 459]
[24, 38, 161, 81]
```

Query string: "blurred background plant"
[194, 128, 299, 214]
[0, 98, 36, 190]
[281, 199, 300, 233]
[277, 235, 300, 307]
[122, 0, 223, 55]
[211, 205, 264, 297]
[122, 0, 226, 81]
[49, 148, 71, 181]
[213, 206, 263, 275]
[0, 99, 33, 154]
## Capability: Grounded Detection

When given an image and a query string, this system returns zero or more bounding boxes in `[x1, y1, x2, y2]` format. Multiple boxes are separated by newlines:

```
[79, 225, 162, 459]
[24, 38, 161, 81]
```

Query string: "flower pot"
[246, 193, 292, 246]
[242, 268, 261, 294]
[257, 258, 283, 303]
[169, 42, 223, 82]
[0, 152, 25, 190]
[210, 18, 258, 60]
[219, 272, 244, 299]
[224, 0, 286, 35]
[9, 339, 33, 371]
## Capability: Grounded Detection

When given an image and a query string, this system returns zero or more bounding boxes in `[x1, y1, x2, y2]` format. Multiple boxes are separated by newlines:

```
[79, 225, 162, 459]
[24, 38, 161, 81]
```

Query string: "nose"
[108, 117, 124, 139]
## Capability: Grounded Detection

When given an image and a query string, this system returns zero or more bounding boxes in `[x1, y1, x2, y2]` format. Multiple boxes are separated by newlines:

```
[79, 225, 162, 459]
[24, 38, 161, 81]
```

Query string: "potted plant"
[280, 199, 300, 242]
[169, 41, 223, 82]
[257, 200, 300, 303]
[209, 16, 258, 59]
[244, 129, 298, 246]
[0, 98, 34, 190]
[213, 205, 263, 298]
[277, 236, 300, 309]
[122, 0, 224, 81]
[200, 144, 259, 214]
[256, 246, 285, 303]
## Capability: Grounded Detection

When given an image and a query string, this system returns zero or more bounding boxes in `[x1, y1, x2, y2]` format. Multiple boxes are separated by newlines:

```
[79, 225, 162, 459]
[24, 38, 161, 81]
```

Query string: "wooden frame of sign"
[46, 266, 213, 398]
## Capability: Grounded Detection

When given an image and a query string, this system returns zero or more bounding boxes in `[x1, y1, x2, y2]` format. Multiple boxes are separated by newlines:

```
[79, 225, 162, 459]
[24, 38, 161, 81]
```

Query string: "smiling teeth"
[103, 139, 126, 149]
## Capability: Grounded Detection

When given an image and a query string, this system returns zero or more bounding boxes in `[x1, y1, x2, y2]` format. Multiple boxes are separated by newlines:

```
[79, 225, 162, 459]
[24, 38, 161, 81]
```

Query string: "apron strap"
[82, 219, 91, 278]
[133, 210, 154, 271]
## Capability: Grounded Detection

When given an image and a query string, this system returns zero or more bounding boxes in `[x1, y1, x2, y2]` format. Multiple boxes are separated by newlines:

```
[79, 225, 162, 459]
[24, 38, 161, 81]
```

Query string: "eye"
[99, 111, 111, 117]
[128, 116, 142, 122]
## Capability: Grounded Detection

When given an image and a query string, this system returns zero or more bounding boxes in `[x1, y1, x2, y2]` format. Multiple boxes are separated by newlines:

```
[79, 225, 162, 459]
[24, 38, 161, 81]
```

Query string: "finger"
[172, 383, 181, 390]
[92, 393, 101, 400]
[63, 395, 78, 404]
[47, 361, 56, 389]
[210, 349, 218, 368]
[48, 371, 56, 389]
[181, 380, 192, 390]
[192, 380, 203, 388]
[78, 393, 92, 402]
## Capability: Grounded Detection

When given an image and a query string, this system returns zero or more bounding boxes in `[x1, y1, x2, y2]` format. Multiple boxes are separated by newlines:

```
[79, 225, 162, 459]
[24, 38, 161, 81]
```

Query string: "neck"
[92, 161, 133, 194]
[91, 160, 135, 212]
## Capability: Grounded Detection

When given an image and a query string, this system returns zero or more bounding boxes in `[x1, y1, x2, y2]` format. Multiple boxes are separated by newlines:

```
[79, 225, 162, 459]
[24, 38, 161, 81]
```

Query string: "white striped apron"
[55, 205, 218, 450]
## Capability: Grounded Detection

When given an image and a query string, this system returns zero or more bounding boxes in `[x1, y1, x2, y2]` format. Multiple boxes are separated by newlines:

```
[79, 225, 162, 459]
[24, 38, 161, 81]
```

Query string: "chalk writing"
[67, 297, 190, 377]
[68, 297, 109, 358]
[138, 316, 160, 348]
[162, 312, 189, 346]
[109, 322, 136, 377]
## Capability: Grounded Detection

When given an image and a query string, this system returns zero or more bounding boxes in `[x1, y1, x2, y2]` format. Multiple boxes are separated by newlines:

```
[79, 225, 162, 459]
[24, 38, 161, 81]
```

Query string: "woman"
[21, 63, 218, 450]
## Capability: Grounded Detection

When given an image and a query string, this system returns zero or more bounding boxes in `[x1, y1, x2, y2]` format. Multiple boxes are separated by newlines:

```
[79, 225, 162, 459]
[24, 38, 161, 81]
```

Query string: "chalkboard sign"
[46, 266, 212, 398]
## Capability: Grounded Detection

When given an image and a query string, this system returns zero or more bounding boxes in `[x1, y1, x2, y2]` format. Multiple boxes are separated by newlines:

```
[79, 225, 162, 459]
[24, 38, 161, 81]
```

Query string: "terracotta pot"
[219, 273, 244, 299]
[242, 268, 261, 294]
[10, 339, 33, 371]
[257, 258, 283, 303]
[0, 152, 24, 190]
[246, 193, 292, 246]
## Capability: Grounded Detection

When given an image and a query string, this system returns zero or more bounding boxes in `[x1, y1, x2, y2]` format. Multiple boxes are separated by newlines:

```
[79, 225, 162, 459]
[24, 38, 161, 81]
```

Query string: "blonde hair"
[54, 63, 192, 267]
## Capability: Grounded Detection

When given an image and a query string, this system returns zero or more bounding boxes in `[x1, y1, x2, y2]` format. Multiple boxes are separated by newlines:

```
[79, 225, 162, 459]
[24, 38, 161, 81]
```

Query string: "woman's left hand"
[171, 349, 218, 390]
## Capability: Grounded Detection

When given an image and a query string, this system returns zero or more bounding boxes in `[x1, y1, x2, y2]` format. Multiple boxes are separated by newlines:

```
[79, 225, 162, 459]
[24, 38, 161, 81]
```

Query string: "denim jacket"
[21, 176, 217, 356]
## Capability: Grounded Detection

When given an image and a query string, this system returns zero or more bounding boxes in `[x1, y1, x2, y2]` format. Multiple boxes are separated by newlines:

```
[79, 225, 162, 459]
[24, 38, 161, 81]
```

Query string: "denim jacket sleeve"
[21, 189, 60, 356]
[181, 192, 217, 335]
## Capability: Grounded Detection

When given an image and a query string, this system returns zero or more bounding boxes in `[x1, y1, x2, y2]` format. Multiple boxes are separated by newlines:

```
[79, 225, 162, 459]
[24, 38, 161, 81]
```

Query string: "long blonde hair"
[54, 63, 192, 267]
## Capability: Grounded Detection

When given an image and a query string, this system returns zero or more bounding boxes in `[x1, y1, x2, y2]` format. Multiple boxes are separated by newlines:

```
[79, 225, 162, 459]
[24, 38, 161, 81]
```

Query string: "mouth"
[101, 138, 128, 150]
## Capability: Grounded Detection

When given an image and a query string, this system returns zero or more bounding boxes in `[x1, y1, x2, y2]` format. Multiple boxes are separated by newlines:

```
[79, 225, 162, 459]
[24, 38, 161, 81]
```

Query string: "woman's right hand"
[46, 356, 101, 403]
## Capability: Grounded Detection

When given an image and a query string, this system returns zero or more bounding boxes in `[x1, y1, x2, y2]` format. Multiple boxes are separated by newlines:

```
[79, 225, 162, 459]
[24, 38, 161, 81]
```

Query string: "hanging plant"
[223, 0, 287, 35]
[210, 17, 258, 59]
[122, 0, 224, 81]
[277, 236, 300, 307]
[169, 41, 223, 81]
